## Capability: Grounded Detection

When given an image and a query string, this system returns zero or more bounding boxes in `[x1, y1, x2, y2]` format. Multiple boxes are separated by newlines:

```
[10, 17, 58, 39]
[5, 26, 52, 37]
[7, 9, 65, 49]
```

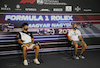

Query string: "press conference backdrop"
[0, 13, 100, 55]
[0, 0, 100, 55]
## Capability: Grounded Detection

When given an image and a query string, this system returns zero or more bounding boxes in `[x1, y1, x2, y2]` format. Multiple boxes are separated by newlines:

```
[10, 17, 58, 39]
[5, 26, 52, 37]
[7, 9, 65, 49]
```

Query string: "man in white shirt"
[68, 23, 87, 59]
[17, 23, 40, 66]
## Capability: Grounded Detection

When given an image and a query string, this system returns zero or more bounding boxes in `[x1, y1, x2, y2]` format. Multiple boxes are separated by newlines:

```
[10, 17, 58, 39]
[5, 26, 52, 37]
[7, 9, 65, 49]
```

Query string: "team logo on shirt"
[28, 33, 31, 35]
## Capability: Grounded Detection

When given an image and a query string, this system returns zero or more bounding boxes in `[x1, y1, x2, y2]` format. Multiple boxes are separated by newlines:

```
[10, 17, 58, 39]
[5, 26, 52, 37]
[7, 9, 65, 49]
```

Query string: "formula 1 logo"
[20, 0, 36, 4]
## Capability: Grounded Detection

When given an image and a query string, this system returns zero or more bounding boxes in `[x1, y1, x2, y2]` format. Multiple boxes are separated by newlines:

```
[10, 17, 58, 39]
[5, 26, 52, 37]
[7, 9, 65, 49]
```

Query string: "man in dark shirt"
[17, 23, 40, 66]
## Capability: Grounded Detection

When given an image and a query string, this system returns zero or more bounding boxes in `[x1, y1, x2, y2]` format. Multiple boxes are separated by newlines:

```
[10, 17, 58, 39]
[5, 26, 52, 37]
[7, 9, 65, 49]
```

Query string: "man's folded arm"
[31, 38, 34, 43]
[68, 36, 73, 42]
[18, 39, 24, 45]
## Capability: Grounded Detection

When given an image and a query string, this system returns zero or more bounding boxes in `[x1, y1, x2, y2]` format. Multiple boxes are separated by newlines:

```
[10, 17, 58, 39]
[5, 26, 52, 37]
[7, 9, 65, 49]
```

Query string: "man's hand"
[25, 43, 31, 47]
[72, 41, 77, 45]
[29, 43, 33, 46]
[81, 40, 85, 43]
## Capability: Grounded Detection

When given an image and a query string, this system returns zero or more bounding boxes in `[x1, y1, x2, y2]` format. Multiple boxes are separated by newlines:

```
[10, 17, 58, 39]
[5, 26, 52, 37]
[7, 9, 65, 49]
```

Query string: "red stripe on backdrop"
[86, 15, 100, 20]
[74, 15, 85, 21]
[74, 15, 100, 24]
[74, 15, 100, 21]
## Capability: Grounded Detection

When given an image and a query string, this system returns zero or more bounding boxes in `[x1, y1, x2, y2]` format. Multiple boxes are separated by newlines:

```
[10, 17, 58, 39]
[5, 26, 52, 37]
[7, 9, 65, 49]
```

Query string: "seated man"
[68, 23, 87, 59]
[17, 23, 40, 66]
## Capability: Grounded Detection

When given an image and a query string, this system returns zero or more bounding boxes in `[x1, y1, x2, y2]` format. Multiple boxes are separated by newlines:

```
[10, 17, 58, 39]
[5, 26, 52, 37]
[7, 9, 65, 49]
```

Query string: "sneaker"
[79, 55, 85, 59]
[24, 60, 28, 66]
[34, 59, 40, 65]
[73, 55, 79, 59]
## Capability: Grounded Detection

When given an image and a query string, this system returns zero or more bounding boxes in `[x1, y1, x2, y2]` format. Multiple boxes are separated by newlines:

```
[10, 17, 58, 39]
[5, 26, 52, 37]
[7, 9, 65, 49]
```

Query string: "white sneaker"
[73, 55, 79, 59]
[79, 55, 85, 59]
[24, 60, 28, 66]
[34, 59, 40, 65]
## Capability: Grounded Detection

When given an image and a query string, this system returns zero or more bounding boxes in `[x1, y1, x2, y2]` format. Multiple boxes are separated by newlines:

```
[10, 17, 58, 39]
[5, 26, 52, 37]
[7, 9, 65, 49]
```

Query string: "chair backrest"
[66, 31, 69, 37]
[66, 29, 70, 37]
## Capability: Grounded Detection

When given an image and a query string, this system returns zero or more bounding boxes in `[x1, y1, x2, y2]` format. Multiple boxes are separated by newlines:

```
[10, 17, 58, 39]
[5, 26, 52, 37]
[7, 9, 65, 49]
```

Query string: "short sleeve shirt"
[17, 31, 33, 43]
[68, 29, 81, 41]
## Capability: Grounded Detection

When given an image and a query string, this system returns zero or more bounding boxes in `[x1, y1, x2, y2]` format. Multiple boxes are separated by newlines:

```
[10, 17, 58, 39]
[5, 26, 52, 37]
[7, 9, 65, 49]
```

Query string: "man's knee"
[81, 42, 87, 47]
[23, 46, 27, 51]
[35, 45, 39, 49]
[83, 43, 87, 48]
[74, 44, 78, 48]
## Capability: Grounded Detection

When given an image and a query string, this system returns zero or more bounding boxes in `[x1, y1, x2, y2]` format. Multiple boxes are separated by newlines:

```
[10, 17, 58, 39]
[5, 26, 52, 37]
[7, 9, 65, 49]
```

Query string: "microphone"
[37, 42, 41, 46]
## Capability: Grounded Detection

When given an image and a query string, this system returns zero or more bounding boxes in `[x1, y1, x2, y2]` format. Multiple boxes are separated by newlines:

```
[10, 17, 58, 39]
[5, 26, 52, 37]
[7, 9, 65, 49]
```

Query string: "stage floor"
[0, 49, 100, 68]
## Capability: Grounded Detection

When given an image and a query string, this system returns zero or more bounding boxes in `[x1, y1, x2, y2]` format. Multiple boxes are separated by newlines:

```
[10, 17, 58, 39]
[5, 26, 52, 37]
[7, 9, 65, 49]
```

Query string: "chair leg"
[17, 50, 23, 63]
[39, 52, 44, 63]
[71, 47, 73, 56]
[27, 57, 33, 63]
